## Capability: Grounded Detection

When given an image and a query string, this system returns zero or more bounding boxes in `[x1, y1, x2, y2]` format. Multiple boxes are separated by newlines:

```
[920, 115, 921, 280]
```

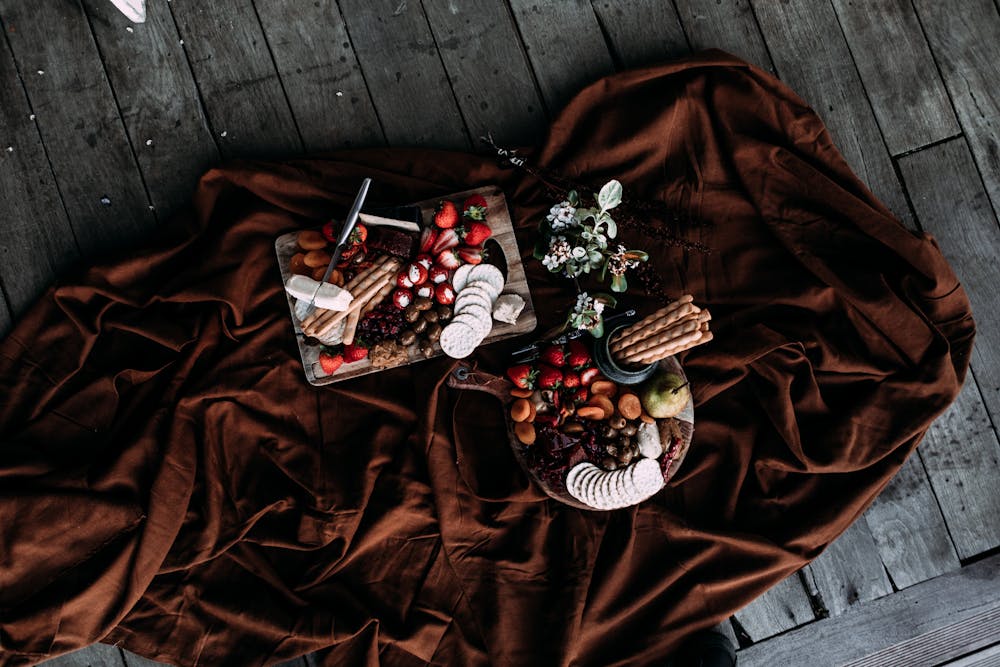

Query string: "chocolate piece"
[367, 227, 416, 259]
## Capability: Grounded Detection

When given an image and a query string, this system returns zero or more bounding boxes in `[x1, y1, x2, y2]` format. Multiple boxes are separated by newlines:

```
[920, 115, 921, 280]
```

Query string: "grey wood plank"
[897, 138, 1000, 558]
[940, 642, 1000, 667]
[864, 454, 960, 589]
[732, 571, 815, 642]
[422, 0, 547, 146]
[253, 0, 385, 152]
[119, 649, 166, 666]
[39, 644, 125, 667]
[81, 0, 218, 221]
[673, 0, 774, 72]
[913, 0, 1000, 218]
[588, 0, 688, 70]
[750, 0, 914, 227]
[715, 617, 740, 648]
[0, 0, 156, 257]
[509, 0, 615, 113]
[803, 517, 893, 617]
[168, 0, 303, 159]
[336, 0, 470, 150]
[0, 31, 79, 316]
[920, 375, 1000, 561]
[738, 552, 1000, 667]
[830, 0, 959, 156]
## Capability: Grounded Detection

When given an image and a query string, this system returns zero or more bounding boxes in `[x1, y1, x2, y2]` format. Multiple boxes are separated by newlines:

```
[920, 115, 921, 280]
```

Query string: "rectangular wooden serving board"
[275, 186, 537, 385]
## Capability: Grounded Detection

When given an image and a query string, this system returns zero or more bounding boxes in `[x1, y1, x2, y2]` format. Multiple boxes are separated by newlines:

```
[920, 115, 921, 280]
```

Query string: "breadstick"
[610, 302, 700, 353]
[344, 281, 395, 345]
[300, 257, 394, 329]
[610, 295, 694, 345]
[306, 259, 399, 333]
[614, 316, 702, 359]
[640, 329, 714, 363]
[363, 281, 394, 316]
[314, 274, 392, 338]
[342, 308, 362, 347]
[621, 329, 705, 365]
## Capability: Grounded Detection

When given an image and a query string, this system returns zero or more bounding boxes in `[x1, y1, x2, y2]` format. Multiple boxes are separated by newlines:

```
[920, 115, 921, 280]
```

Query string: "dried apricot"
[576, 406, 605, 420]
[587, 394, 616, 419]
[514, 421, 536, 445]
[510, 387, 534, 399]
[510, 399, 532, 423]
[590, 380, 618, 398]
[618, 393, 642, 420]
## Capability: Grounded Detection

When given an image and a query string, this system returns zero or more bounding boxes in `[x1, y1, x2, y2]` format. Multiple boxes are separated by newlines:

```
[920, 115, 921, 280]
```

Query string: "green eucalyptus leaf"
[598, 179, 623, 211]
[589, 319, 605, 338]
[568, 190, 579, 206]
[606, 218, 617, 239]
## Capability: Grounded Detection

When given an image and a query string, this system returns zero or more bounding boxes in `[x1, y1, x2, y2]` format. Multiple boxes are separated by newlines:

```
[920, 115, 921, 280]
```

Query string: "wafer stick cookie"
[610, 302, 700, 353]
[635, 329, 712, 363]
[610, 295, 694, 344]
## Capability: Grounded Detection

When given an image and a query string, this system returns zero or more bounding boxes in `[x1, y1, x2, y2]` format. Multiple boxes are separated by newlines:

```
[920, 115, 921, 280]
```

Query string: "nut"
[423, 309, 439, 323]
[414, 296, 434, 311]
[562, 421, 584, 434]
[418, 340, 434, 358]
[602, 457, 619, 471]
[412, 318, 428, 334]
[398, 330, 417, 346]
[609, 415, 628, 430]
[436, 305, 453, 320]
[621, 423, 638, 437]
[602, 426, 619, 439]
[425, 322, 443, 342]
[404, 306, 421, 323]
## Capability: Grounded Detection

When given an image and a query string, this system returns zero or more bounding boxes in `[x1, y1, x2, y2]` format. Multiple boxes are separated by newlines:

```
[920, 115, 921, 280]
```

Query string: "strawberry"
[343, 342, 369, 363]
[415, 284, 434, 298]
[415, 253, 434, 270]
[321, 220, 338, 243]
[428, 265, 449, 284]
[457, 245, 484, 265]
[406, 262, 428, 285]
[434, 200, 460, 229]
[563, 371, 580, 388]
[435, 282, 455, 305]
[396, 271, 414, 289]
[506, 364, 538, 389]
[318, 350, 344, 375]
[419, 226, 438, 253]
[572, 387, 589, 405]
[392, 288, 413, 309]
[431, 228, 460, 254]
[460, 221, 492, 246]
[579, 367, 602, 386]
[349, 223, 367, 245]
[435, 248, 461, 270]
[539, 344, 565, 367]
[462, 194, 488, 220]
[537, 364, 563, 389]
[566, 339, 592, 369]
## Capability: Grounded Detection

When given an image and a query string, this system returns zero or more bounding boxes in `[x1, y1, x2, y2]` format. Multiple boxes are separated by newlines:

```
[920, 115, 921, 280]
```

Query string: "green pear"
[640, 371, 690, 419]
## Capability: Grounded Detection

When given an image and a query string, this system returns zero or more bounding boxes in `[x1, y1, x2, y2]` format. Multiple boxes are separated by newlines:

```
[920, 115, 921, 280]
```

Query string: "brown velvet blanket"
[0, 51, 974, 666]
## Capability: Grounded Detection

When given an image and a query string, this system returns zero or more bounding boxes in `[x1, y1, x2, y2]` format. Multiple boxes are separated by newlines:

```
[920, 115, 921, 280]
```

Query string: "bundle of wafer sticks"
[609, 295, 712, 365]
[300, 256, 401, 344]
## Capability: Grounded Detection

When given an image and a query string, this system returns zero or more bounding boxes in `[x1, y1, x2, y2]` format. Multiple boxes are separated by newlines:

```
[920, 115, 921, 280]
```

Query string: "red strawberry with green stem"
[318, 350, 344, 375]
[572, 387, 589, 404]
[537, 364, 564, 389]
[434, 201, 460, 229]
[435, 248, 462, 270]
[457, 245, 484, 265]
[462, 194, 488, 220]
[579, 367, 602, 386]
[344, 342, 369, 363]
[431, 228, 460, 254]
[539, 344, 565, 368]
[562, 371, 580, 389]
[506, 364, 538, 389]
[460, 221, 492, 246]
[419, 226, 438, 253]
[566, 339, 592, 369]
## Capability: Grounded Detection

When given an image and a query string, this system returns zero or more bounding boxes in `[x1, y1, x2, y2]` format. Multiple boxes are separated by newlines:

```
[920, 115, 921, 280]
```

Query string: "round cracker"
[440, 321, 479, 358]
[452, 264, 475, 292]
[454, 288, 494, 314]
[468, 264, 504, 294]
[463, 278, 500, 302]
[451, 312, 490, 340]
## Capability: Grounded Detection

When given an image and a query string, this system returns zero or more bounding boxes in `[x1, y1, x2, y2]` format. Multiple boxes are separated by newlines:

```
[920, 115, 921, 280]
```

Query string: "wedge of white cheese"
[492, 293, 525, 324]
[285, 275, 353, 311]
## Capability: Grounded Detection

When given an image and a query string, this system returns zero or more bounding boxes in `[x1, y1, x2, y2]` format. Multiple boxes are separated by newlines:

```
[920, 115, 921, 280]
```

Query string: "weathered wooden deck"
[2, 1, 999, 665]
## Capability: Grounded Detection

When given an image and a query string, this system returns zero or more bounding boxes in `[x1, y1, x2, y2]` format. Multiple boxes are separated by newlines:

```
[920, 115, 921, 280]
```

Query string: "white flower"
[542, 236, 572, 271]
[546, 201, 578, 230]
